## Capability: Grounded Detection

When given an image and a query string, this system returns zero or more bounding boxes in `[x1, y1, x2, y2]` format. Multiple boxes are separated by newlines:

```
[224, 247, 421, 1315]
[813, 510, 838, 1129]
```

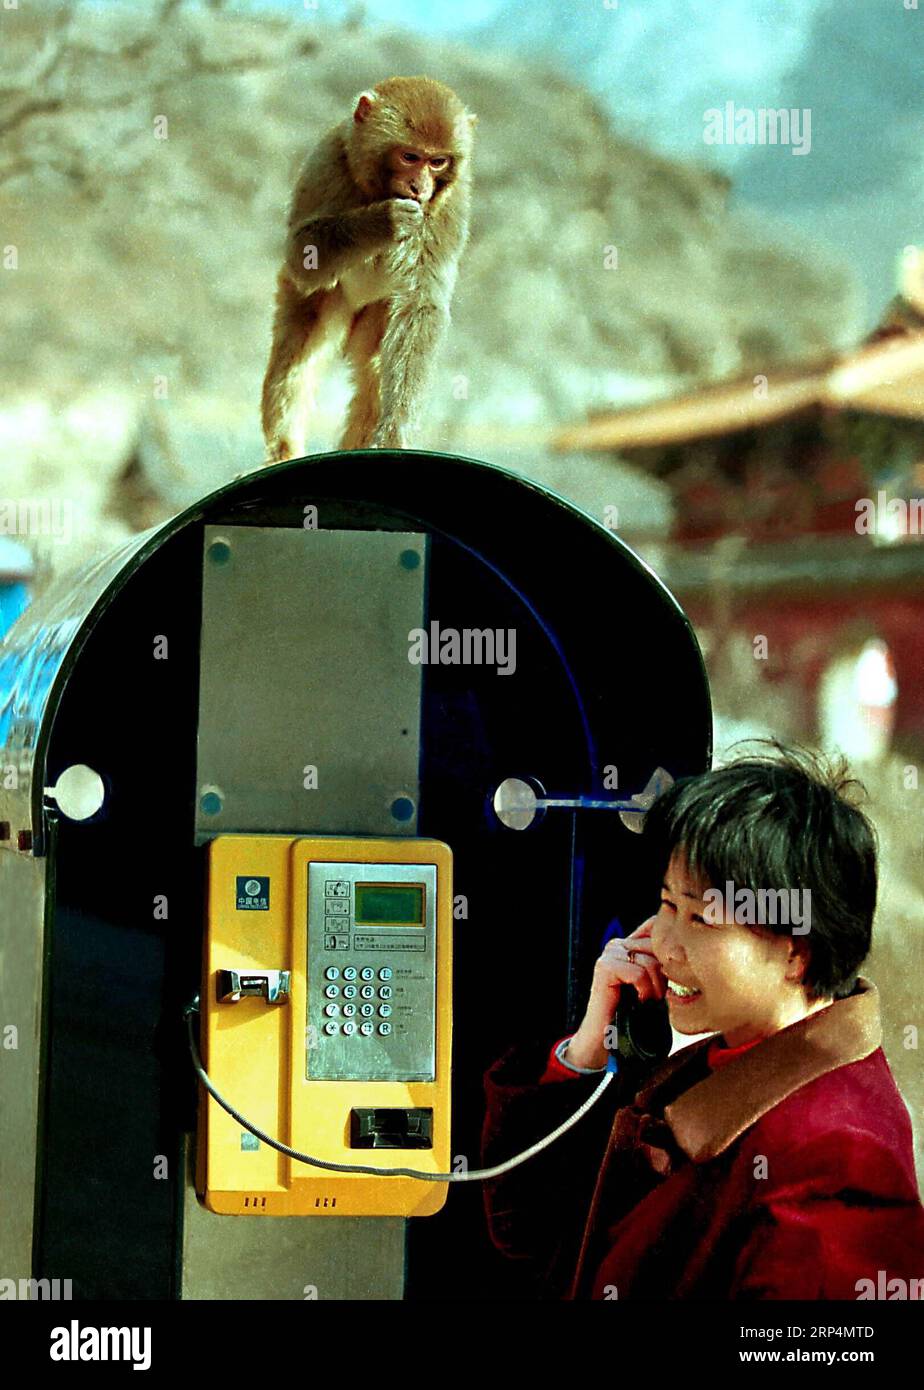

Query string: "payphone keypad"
[320, 964, 393, 1035]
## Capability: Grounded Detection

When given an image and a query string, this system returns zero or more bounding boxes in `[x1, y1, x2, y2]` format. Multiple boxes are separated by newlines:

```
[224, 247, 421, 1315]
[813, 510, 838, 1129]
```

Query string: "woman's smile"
[664, 978, 700, 1000]
[665, 976, 702, 1005]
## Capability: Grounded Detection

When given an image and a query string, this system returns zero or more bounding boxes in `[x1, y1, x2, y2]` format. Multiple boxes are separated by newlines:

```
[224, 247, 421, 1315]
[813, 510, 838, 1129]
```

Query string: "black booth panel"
[36, 525, 205, 1298]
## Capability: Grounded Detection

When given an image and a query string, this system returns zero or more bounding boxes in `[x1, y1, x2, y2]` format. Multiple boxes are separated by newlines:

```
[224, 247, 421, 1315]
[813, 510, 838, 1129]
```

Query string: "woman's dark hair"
[641, 739, 878, 1000]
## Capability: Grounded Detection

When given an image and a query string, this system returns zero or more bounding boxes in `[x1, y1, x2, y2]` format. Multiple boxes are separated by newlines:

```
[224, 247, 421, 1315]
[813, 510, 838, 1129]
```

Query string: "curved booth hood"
[0, 449, 711, 1300]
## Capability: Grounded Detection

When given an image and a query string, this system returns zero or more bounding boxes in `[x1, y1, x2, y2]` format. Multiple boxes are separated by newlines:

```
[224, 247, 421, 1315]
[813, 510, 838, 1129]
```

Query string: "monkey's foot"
[369, 428, 407, 450]
[263, 440, 298, 465]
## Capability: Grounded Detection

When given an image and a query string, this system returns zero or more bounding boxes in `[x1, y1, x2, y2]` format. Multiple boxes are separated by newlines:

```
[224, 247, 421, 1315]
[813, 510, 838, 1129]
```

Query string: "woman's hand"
[564, 916, 667, 1069]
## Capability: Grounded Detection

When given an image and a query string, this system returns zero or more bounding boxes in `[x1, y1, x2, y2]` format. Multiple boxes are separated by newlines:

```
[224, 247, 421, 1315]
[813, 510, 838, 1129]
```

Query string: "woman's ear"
[784, 938, 811, 986]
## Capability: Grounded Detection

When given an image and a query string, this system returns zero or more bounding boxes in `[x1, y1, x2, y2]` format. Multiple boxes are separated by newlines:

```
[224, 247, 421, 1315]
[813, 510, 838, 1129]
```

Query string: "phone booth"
[0, 450, 711, 1299]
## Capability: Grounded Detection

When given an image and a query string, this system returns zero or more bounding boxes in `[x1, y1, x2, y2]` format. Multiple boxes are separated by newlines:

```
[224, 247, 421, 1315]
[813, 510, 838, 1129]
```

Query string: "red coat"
[481, 978, 924, 1299]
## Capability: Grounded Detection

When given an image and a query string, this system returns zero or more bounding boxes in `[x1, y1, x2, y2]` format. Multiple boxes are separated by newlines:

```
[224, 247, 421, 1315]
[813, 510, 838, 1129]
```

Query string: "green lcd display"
[355, 883, 425, 926]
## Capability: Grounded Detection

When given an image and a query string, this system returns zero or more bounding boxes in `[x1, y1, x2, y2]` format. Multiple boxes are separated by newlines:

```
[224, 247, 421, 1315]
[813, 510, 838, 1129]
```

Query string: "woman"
[480, 744, 924, 1299]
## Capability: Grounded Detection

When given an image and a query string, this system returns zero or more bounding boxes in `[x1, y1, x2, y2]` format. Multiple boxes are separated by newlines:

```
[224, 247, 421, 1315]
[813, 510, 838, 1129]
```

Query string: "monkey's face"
[384, 146, 452, 205]
[349, 79, 475, 206]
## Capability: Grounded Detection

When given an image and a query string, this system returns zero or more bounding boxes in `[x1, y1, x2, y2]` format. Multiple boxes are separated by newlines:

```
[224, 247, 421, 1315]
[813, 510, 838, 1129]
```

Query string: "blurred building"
[555, 266, 924, 756]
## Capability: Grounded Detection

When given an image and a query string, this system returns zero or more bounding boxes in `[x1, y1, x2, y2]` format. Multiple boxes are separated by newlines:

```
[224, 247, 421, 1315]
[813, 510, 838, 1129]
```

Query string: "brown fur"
[261, 76, 476, 460]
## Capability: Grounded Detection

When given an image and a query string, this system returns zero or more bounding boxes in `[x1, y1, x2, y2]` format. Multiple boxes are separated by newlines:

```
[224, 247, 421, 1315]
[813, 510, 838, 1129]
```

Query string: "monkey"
[260, 76, 476, 461]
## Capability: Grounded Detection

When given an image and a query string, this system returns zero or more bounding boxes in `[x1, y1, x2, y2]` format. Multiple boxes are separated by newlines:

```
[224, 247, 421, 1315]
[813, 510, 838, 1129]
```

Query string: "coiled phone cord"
[184, 996, 613, 1182]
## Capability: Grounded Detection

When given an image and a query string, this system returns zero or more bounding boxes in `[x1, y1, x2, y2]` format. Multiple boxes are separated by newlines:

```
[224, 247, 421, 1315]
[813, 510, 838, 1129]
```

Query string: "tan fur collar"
[637, 977, 881, 1163]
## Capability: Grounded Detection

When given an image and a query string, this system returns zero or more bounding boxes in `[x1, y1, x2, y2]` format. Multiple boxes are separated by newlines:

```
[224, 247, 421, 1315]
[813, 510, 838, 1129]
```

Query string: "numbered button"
[324, 984, 339, 999]
[343, 985, 357, 999]
[360, 967, 374, 981]
[360, 1003, 374, 1018]
[343, 967, 357, 981]
[324, 1003, 339, 1018]
[360, 985, 374, 1000]
[379, 967, 392, 981]
[342, 1003, 356, 1018]
[324, 967, 340, 981]
[342, 1021, 356, 1036]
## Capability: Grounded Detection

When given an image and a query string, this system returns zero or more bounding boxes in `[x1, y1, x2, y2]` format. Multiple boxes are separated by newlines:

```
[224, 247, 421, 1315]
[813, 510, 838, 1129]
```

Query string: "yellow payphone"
[196, 835, 453, 1217]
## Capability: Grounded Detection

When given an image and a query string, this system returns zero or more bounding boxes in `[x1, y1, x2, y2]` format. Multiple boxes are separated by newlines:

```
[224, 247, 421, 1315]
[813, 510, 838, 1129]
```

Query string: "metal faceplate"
[307, 861, 437, 1082]
[195, 527, 427, 843]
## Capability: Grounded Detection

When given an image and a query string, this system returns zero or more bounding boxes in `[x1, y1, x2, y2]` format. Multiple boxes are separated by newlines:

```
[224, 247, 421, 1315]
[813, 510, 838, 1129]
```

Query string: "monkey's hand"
[386, 197, 425, 237]
[360, 197, 424, 254]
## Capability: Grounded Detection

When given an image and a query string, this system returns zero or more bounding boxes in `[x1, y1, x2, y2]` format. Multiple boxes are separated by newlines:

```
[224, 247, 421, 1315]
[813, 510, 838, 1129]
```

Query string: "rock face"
[0, 3, 860, 569]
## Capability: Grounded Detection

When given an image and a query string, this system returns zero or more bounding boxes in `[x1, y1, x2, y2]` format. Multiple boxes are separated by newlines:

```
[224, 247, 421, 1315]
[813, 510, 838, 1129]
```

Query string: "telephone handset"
[606, 988, 673, 1094]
